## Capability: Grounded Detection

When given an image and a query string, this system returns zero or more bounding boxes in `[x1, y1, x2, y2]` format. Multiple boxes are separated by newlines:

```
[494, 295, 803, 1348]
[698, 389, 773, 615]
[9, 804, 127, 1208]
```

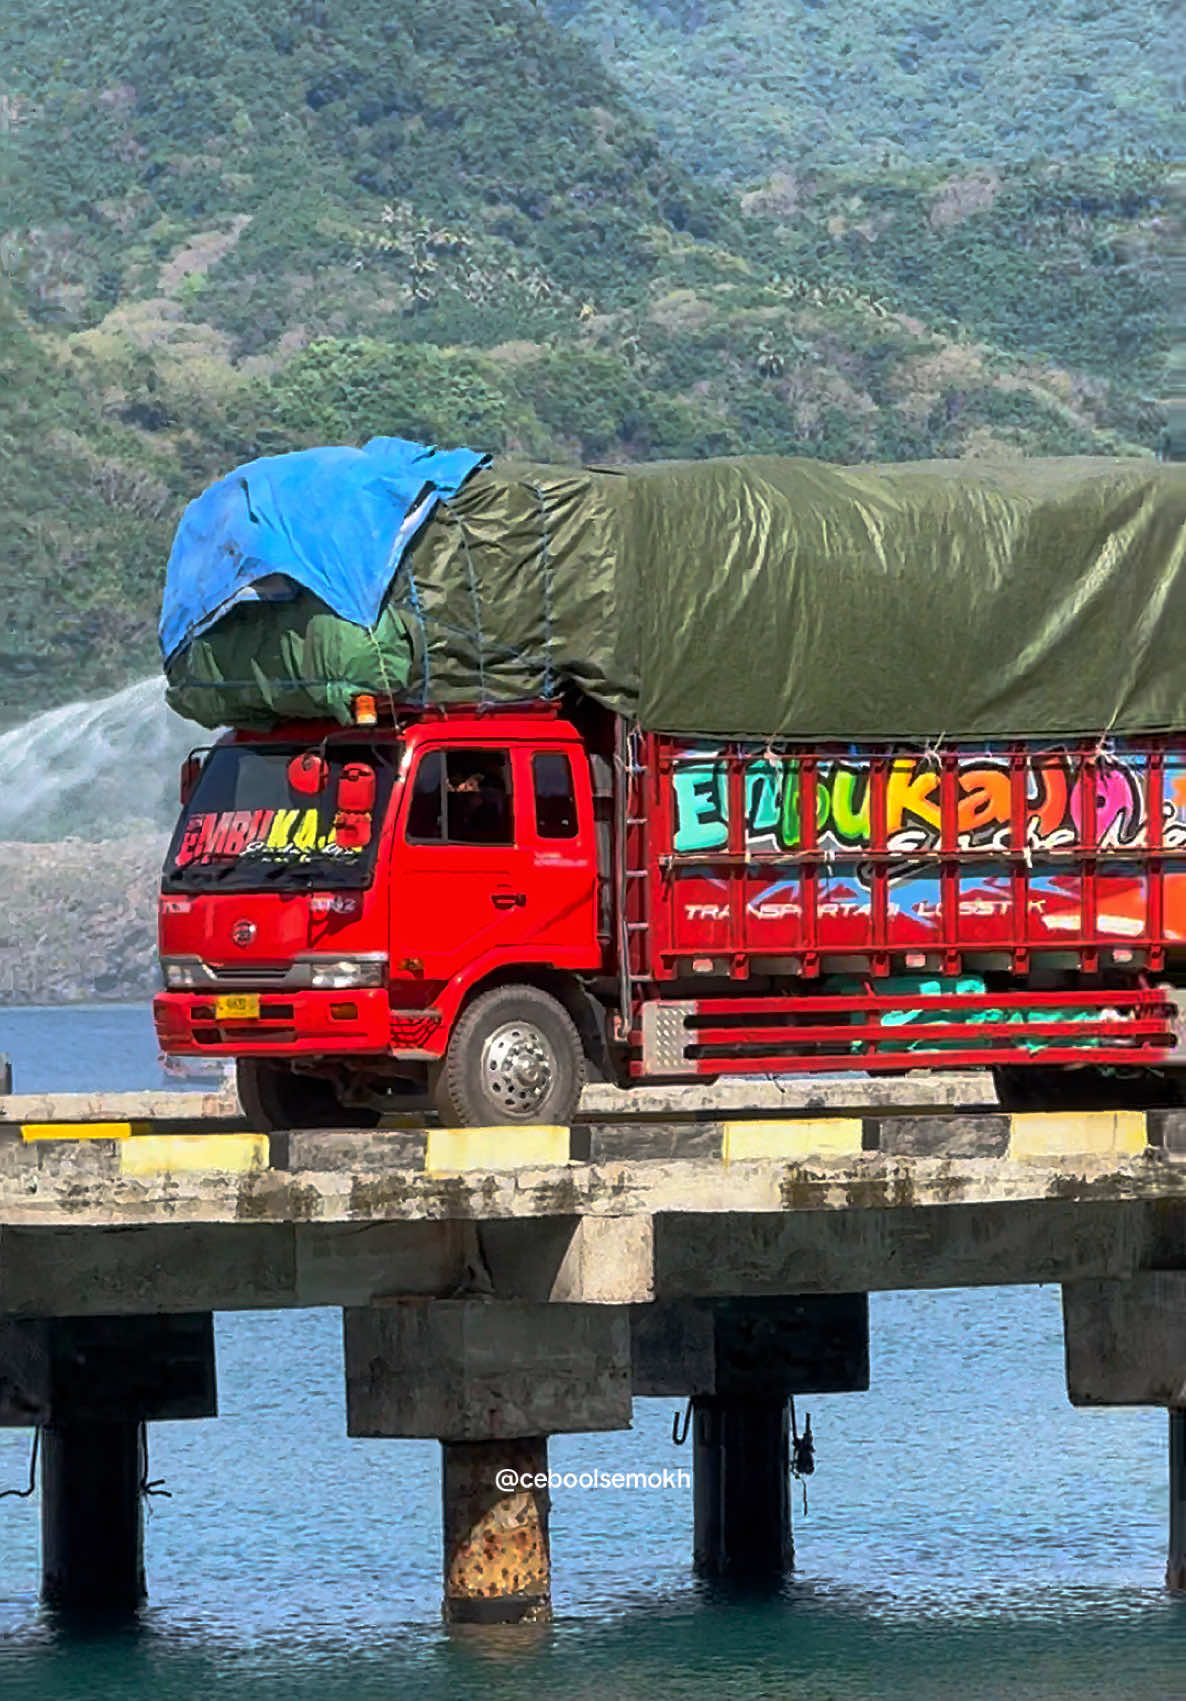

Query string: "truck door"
[392, 744, 533, 987]
[511, 746, 600, 970]
[391, 742, 599, 992]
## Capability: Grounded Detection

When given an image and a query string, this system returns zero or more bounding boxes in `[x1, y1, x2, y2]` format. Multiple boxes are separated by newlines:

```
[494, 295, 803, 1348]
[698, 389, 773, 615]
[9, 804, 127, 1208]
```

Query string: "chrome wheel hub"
[480, 1022, 556, 1118]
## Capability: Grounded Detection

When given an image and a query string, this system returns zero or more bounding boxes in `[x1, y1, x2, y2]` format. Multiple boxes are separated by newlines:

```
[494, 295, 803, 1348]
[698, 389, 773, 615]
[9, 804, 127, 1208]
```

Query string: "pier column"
[0, 1313, 216, 1613]
[442, 1436, 551, 1623]
[344, 1298, 632, 1623]
[692, 1395, 791, 1577]
[632, 1295, 869, 1582]
[40, 1420, 144, 1611]
[1169, 1411, 1186, 1592]
[1063, 1276, 1186, 1591]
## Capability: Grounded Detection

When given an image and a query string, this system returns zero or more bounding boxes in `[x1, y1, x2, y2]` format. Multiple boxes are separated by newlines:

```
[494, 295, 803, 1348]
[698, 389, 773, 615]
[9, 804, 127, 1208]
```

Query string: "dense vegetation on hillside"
[0, 0, 1176, 722]
[551, 0, 1180, 175]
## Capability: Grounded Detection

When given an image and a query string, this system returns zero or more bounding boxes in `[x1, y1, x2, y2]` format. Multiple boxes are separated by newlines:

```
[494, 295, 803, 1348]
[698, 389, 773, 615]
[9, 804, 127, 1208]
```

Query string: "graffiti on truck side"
[671, 752, 1186, 864]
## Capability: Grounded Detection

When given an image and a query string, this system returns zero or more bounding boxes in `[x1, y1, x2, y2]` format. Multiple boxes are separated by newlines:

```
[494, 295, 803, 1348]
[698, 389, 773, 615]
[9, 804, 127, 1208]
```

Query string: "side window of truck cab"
[532, 752, 578, 838]
[406, 748, 514, 845]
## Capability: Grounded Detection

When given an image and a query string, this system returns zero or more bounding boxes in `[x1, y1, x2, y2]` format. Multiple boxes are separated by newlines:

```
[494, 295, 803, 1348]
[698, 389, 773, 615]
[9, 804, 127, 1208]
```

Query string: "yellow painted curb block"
[1008, 1111, 1148, 1160]
[425, 1125, 571, 1173]
[722, 1118, 864, 1163]
[21, 1122, 149, 1142]
[119, 1133, 270, 1175]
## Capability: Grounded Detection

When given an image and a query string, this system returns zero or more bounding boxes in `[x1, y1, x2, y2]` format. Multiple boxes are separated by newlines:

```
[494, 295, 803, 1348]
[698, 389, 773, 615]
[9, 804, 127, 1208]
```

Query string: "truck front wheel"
[236, 1059, 382, 1130]
[434, 985, 585, 1127]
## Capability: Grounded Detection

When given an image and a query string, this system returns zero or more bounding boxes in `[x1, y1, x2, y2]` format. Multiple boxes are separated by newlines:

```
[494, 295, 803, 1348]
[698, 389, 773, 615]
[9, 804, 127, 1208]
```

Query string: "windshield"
[162, 741, 397, 892]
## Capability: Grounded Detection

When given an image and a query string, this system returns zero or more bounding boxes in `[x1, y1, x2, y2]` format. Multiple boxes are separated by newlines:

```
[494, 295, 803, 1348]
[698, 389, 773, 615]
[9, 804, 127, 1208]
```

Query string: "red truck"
[153, 698, 1183, 1126]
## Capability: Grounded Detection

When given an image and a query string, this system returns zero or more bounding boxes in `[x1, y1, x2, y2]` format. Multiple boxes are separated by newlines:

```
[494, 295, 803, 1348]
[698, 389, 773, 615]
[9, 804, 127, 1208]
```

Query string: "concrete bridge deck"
[5, 1093, 1186, 1615]
[0, 1105, 1182, 1312]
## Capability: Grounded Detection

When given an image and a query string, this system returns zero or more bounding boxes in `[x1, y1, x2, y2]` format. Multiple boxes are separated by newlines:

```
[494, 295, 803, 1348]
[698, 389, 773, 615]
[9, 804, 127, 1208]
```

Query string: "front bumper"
[153, 988, 392, 1056]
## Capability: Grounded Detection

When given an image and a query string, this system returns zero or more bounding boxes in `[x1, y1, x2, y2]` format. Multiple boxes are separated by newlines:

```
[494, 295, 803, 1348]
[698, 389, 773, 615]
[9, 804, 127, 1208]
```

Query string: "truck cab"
[154, 706, 606, 1127]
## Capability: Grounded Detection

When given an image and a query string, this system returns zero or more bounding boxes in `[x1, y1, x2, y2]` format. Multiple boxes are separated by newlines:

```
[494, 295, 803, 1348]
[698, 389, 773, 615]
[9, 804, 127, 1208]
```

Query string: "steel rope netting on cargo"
[395, 480, 562, 711]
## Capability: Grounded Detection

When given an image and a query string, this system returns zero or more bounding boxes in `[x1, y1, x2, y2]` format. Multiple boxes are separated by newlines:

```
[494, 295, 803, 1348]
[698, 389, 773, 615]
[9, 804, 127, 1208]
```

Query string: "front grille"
[193, 1025, 297, 1047]
[207, 963, 293, 984]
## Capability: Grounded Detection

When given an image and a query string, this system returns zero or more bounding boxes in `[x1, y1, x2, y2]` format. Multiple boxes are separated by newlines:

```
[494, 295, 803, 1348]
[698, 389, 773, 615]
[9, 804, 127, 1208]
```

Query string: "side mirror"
[180, 753, 203, 806]
[288, 751, 330, 796]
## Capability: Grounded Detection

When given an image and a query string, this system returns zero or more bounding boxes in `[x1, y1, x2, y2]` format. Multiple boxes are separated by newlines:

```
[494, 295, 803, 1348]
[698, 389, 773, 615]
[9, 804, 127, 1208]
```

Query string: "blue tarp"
[158, 437, 487, 663]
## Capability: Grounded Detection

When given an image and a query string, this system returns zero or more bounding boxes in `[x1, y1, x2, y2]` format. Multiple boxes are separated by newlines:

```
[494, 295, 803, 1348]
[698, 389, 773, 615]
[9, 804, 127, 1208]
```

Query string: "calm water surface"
[0, 1004, 1183, 1699]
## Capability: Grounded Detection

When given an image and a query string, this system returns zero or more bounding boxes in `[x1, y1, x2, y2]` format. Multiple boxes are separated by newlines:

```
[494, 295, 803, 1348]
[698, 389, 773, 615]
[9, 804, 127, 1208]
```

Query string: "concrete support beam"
[0, 1216, 653, 1315]
[0, 1313, 216, 1426]
[471, 1215, 655, 1305]
[1063, 1275, 1186, 1406]
[442, 1437, 551, 1623]
[655, 1199, 1154, 1298]
[41, 1420, 145, 1613]
[692, 1396, 792, 1578]
[632, 1295, 868, 1399]
[343, 1300, 633, 1439]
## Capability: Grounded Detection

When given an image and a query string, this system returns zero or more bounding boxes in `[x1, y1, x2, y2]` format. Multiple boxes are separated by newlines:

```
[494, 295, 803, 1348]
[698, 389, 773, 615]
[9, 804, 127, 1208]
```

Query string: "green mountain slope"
[3, 0, 731, 348]
[550, 0, 1179, 176]
[0, 0, 1174, 722]
[0, 286, 187, 714]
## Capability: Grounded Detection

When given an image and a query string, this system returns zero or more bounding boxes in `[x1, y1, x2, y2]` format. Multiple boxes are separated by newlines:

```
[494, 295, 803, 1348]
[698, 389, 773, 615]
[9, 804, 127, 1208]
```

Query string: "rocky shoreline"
[0, 837, 166, 1004]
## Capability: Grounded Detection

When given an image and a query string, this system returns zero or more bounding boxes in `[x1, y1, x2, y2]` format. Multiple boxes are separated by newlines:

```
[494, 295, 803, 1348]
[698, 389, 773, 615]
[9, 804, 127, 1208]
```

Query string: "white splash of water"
[0, 677, 201, 841]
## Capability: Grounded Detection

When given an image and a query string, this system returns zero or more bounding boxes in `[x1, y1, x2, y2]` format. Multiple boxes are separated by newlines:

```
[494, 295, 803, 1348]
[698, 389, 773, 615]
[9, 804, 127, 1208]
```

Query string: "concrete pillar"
[1062, 1279, 1186, 1592]
[692, 1395, 792, 1578]
[631, 1297, 865, 1581]
[0, 1313, 216, 1612]
[1169, 1411, 1186, 1592]
[40, 1420, 145, 1612]
[344, 1299, 632, 1620]
[442, 1436, 551, 1623]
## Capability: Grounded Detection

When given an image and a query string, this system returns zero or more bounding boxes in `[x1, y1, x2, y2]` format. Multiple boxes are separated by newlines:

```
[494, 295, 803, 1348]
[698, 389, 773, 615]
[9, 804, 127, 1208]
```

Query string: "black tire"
[236, 1058, 382, 1130]
[993, 1064, 1184, 1113]
[434, 984, 585, 1126]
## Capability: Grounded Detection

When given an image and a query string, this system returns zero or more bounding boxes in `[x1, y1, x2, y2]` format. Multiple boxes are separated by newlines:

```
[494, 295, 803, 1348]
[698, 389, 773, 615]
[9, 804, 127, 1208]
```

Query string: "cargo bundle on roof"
[161, 437, 1186, 741]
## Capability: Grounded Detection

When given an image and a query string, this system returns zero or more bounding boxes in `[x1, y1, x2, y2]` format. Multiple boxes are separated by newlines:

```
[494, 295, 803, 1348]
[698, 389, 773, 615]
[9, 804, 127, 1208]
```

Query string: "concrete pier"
[630, 1297, 864, 1579]
[345, 1300, 628, 1618]
[40, 1420, 144, 1611]
[442, 1438, 551, 1623]
[4, 1100, 1186, 1604]
[0, 1313, 216, 1611]
[1169, 1412, 1186, 1592]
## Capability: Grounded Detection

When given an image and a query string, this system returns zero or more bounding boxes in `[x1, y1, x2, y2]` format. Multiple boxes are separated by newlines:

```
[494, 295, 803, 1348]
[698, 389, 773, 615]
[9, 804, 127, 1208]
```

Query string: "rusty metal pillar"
[692, 1395, 792, 1578]
[1169, 1410, 1186, 1591]
[441, 1436, 551, 1623]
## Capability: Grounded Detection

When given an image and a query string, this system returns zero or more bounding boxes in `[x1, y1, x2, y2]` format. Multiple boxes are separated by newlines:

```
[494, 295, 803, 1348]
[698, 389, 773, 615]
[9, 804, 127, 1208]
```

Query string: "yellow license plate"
[214, 994, 260, 1020]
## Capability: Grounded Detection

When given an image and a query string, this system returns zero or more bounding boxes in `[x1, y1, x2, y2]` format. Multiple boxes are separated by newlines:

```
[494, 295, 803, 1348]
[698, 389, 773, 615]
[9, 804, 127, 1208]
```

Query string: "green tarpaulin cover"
[165, 454, 1186, 742]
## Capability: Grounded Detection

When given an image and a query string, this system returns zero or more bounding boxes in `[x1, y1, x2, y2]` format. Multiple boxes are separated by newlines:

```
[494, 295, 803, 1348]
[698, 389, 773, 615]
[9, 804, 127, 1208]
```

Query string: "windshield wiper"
[259, 860, 359, 887]
[166, 861, 242, 889]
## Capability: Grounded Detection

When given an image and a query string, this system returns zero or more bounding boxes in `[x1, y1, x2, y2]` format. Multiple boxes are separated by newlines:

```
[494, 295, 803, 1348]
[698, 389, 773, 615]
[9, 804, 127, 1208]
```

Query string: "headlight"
[162, 959, 202, 989]
[308, 956, 387, 990]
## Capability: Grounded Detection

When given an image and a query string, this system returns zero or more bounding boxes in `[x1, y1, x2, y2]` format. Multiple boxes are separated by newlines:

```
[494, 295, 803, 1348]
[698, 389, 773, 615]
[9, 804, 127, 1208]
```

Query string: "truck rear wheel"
[434, 984, 585, 1127]
[236, 1059, 382, 1130]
